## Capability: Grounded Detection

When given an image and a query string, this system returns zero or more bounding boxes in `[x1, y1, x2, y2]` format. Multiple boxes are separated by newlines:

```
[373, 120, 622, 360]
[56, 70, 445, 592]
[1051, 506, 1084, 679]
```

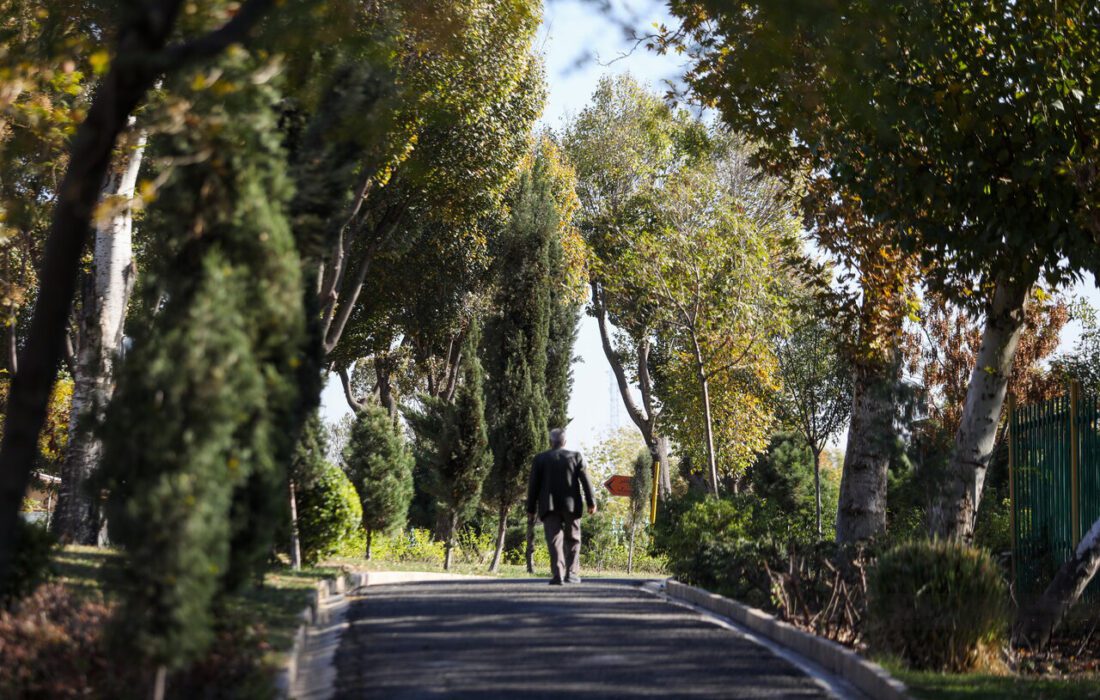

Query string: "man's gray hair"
[549, 428, 566, 448]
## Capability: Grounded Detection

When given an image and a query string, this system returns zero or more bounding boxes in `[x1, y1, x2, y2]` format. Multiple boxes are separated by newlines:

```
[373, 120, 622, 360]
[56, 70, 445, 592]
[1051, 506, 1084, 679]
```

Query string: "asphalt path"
[332, 578, 839, 699]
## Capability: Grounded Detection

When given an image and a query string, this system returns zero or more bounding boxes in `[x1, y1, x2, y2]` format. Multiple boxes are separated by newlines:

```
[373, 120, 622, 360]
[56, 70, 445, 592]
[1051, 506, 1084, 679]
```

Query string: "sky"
[321, 0, 1100, 455]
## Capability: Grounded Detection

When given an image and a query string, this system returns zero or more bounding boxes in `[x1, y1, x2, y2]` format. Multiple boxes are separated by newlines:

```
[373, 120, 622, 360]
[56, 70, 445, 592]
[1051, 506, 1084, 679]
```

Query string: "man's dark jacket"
[526, 448, 596, 519]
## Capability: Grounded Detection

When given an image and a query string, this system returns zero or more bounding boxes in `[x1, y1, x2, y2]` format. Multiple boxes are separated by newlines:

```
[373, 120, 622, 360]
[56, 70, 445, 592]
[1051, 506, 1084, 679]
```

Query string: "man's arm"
[577, 453, 597, 514]
[526, 457, 542, 518]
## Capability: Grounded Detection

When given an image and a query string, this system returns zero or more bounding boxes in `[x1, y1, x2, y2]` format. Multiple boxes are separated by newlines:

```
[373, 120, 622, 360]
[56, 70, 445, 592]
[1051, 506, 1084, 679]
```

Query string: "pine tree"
[483, 153, 557, 572]
[343, 404, 414, 559]
[98, 56, 305, 670]
[407, 325, 492, 569]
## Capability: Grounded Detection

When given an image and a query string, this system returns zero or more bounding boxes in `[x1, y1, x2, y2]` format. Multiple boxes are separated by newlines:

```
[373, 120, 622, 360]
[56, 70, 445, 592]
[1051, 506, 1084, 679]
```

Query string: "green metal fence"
[1009, 382, 1100, 604]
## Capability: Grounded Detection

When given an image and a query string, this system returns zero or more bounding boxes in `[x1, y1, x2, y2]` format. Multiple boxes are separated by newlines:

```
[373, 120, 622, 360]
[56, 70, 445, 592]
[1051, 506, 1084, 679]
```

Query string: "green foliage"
[774, 305, 851, 457]
[99, 56, 305, 668]
[867, 541, 1008, 672]
[367, 528, 446, 564]
[669, 1, 1100, 294]
[290, 413, 331, 489]
[483, 147, 559, 520]
[1053, 309, 1100, 394]
[749, 432, 840, 541]
[296, 461, 363, 566]
[0, 520, 55, 608]
[406, 326, 492, 553]
[567, 77, 796, 490]
[343, 405, 414, 543]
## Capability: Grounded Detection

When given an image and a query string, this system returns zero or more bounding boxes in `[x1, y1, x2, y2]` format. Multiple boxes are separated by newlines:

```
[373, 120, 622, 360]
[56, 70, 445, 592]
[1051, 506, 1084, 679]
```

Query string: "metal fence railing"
[1009, 381, 1100, 604]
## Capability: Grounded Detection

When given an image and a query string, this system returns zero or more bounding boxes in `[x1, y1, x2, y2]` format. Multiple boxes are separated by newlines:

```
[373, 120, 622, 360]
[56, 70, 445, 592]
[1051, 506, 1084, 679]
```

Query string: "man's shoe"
[548, 579, 564, 586]
[564, 576, 581, 584]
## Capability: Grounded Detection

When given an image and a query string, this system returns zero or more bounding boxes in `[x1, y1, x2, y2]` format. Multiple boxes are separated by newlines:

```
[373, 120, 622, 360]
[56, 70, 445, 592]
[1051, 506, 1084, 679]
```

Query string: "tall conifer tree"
[407, 324, 492, 569]
[99, 56, 305, 670]
[343, 404, 414, 559]
[483, 152, 557, 572]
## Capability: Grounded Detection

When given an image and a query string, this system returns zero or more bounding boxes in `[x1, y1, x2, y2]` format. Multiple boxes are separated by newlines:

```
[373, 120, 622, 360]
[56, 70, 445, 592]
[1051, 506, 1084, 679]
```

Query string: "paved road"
[332, 578, 837, 699]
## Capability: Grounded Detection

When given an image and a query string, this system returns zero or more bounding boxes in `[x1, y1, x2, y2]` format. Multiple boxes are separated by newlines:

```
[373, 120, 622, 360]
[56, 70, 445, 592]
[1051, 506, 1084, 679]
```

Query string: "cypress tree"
[628, 450, 654, 574]
[483, 153, 557, 572]
[287, 413, 330, 568]
[407, 325, 492, 569]
[98, 56, 305, 671]
[343, 404, 414, 559]
[544, 233, 582, 429]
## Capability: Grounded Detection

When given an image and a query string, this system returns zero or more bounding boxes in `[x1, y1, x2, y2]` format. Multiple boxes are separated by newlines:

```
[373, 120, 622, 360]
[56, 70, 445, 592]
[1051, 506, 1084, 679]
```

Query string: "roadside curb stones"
[276, 570, 490, 699]
[664, 580, 910, 700]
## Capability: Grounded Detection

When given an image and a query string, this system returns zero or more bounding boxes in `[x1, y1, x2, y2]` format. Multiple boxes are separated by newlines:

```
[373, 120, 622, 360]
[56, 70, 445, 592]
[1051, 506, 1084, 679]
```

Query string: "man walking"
[527, 428, 596, 585]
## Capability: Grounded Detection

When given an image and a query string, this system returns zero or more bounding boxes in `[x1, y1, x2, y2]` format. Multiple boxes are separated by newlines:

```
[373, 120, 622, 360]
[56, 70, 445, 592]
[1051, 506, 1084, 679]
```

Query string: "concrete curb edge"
[665, 580, 910, 700]
[274, 573, 349, 699]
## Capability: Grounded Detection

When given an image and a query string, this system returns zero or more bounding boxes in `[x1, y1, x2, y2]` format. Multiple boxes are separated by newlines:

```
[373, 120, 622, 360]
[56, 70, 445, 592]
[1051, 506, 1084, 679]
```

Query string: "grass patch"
[229, 565, 342, 661]
[51, 544, 118, 596]
[887, 664, 1100, 700]
[48, 546, 341, 659]
[324, 556, 662, 580]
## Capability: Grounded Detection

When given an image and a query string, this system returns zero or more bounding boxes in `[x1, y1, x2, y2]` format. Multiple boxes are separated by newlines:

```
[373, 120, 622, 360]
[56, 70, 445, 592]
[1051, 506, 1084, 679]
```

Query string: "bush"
[367, 528, 446, 564]
[296, 461, 362, 565]
[0, 583, 132, 699]
[867, 540, 1008, 671]
[0, 520, 56, 608]
[0, 583, 279, 699]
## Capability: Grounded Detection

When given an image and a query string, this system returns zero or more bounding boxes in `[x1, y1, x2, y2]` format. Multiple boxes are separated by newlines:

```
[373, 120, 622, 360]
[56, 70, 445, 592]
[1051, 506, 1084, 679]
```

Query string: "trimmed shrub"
[867, 540, 1008, 671]
[296, 461, 363, 565]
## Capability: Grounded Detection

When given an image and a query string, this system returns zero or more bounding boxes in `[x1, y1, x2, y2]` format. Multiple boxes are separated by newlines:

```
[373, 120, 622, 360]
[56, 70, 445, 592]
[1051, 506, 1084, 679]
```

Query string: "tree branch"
[338, 363, 366, 413]
[159, 0, 276, 67]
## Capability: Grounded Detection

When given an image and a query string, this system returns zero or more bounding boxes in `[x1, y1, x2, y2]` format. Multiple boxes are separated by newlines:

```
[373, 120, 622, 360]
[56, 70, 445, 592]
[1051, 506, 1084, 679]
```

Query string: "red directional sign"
[604, 475, 633, 498]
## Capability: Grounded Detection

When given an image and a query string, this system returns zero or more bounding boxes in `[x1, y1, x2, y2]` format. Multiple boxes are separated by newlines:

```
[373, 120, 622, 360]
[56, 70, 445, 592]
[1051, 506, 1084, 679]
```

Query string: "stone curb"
[665, 580, 910, 700]
[275, 570, 489, 699]
[274, 573, 349, 699]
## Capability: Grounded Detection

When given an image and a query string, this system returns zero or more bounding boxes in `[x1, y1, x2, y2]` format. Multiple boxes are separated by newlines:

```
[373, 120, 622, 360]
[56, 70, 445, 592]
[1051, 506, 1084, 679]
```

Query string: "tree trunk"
[627, 522, 636, 574]
[813, 448, 822, 539]
[0, 0, 277, 587]
[691, 338, 719, 497]
[657, 437, 672, 498]
[365, 529, 373, 560]
[592, 282, 665, 484]
[54, 130, 146, 545]
[1014, 515, 1100, 649]
[489, 501, 507, 573]
[288, 479, 301, 571]
[835, 359, 896, 543]
[444, 511, 457, 571]
[931, 274, 1031, 542]
[376, 354, 396, 417]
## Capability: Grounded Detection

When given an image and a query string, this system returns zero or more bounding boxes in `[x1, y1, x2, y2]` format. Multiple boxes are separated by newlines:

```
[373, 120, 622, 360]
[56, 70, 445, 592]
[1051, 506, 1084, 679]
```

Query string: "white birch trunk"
[288, 480, 302, 571]
[1015, 515, 1100, 649]
[930, 275, 1030, 542]
[54, 130, 146, 544]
